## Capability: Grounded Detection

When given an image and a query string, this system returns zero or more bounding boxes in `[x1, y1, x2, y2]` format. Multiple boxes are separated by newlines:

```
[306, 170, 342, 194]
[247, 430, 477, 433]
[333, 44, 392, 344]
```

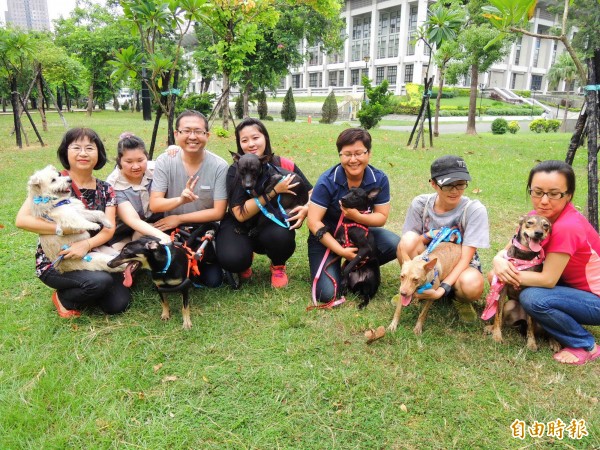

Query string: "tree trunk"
[565, 104, 587, 165]
[86, 83, 94, 116]
[560, 92, 570, 132]
[56, 87, 63, 111]
[466, 65, 479, 135]
[222, 71, 231, 130]
[10, 77, 22, 148]
[37, 73, 48, 131]
[242, 83, 251, 118]
[149, 107, 163, 160]
[2, 97, 6, 112]
[586, 52, 599, 230]
[113, 93, 120, 112]
[63, 82, 71, 112]
[135, 90, 140, 112]
[434, 67, 444, 137]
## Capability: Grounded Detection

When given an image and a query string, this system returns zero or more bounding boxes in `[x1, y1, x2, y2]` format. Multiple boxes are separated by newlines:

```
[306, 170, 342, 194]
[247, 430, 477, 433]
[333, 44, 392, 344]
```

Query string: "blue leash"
[248, 173, 290, 229]
[416, 227, 461, 293]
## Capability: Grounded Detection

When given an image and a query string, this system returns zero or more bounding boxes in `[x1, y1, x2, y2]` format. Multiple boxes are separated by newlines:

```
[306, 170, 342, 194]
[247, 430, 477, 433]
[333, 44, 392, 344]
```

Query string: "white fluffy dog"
[28, 165, 124, 273]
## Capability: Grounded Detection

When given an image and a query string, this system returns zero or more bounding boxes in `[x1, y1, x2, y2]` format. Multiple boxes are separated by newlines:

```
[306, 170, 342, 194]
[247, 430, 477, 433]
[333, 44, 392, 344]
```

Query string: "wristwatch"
[55, 224, 64, 236]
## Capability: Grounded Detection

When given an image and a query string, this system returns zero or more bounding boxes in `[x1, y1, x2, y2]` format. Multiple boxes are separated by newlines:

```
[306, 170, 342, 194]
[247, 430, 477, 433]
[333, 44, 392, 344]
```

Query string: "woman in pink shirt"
[492, 160, 600, 365]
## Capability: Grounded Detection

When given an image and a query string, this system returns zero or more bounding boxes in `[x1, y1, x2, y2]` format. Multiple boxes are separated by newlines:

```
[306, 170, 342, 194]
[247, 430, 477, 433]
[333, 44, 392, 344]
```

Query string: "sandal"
[552, 345, 600, 366]
[52, 291, 81, 318]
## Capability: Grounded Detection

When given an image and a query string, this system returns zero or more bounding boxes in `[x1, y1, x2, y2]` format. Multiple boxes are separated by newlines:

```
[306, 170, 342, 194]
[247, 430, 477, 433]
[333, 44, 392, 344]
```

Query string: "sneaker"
[52, 291, 81, 318]
[453, 299, 478, 323]
[239, 266, 253, 280]
[270, 264, 288, 288]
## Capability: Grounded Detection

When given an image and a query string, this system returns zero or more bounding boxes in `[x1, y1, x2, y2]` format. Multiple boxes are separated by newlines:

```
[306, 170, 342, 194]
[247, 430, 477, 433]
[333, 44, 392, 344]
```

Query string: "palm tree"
[547, 52, 580, 132]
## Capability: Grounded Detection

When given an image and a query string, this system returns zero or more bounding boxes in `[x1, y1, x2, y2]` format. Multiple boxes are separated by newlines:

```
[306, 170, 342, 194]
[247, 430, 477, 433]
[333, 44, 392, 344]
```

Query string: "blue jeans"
[519, 285, 600, 350]
[308, 227, 400, 302]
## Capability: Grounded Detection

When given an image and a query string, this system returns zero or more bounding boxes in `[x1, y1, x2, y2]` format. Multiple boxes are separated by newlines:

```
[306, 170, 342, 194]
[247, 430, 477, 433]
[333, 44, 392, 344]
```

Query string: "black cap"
[430, 155, 471, 186]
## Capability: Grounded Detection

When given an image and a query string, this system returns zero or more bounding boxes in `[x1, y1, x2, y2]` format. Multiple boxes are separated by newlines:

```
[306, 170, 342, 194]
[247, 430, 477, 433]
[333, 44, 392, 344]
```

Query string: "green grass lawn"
[1, 111, 598, 448]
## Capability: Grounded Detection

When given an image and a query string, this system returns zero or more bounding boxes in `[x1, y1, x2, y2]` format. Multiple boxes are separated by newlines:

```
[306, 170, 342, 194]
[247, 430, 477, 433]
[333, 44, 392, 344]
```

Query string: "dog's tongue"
[123, 263, 135, 287]
[401, 295, 412, 306]
[529, 240, 542, 252]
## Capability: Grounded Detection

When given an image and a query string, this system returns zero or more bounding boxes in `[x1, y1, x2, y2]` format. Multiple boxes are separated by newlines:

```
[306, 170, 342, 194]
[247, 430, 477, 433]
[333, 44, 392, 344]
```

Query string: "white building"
[188, 0, 570, 97]
[4, 0, 50, 31]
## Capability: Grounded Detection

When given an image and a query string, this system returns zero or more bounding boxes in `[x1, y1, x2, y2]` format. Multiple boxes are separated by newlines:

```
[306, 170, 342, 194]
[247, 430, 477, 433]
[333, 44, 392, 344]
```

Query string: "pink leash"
[307, 213, 347, 311]
[481, 238, 545, 320]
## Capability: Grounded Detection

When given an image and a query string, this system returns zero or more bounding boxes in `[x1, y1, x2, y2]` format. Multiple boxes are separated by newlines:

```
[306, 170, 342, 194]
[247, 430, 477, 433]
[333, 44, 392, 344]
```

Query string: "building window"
[376, 67, 385, 84]
[309, 72, 321, 88]
[351, 69, 360, 86]
[551, 41, 558, 65]
[377, 9, 400, 59]
[531, 75, 542, 91]
[404, 64, 414, 83]
[308, 45, 323, 66]
[351, 15, 371, 61]
[329, 71, 338, 87]
[408, 5, 418, 29]
[514, 36, 522, 65]
[407, 31, 416, 56]
[533, 37, 541, 67]
[292, 74, 302, 89]
[387, 66, 397, 84]
[511, 73, 517, 89]
[339, 71, 345, 86]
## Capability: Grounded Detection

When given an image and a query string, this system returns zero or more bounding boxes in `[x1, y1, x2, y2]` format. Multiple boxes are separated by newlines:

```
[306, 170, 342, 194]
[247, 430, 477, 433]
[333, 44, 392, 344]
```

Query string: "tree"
[432, 41, 459, 136]
[54, 1, 136, 116]
[114, 0, 205, 155]
[446, 1, 510, 135]
[357, 78, 392, 129]
[257, 89, 268, 120]
[0, 27, 35, 148]
[547, 52, 579, 131]
[320, 91, 338, 124]
[281, 87, 296, 122]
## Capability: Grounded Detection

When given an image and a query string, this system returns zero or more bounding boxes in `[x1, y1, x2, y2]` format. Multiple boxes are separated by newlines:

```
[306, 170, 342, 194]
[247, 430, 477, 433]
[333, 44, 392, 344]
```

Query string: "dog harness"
[247, 163, 293, 229]
[411, 227, 462, 297]
[481, 237, 545, 320]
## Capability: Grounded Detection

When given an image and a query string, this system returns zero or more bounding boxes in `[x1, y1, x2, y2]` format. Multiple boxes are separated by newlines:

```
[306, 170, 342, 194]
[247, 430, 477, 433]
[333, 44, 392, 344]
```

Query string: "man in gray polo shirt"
[150, 110, 228, 287]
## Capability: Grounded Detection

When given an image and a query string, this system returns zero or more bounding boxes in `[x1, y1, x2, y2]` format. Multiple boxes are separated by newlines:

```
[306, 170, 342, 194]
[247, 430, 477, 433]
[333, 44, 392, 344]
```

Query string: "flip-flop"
[588, 344, 600, 362]
[364, 326, 386, 344]
[52, 291, 81, 318]
[552, 347, 591, 366]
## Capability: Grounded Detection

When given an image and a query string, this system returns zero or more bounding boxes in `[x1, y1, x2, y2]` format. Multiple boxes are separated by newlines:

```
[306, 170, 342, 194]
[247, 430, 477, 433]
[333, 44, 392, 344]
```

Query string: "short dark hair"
[116, 133, 148, 169]
[57, 128, 107, 170]
[175, 110, 209, 131]
[336, 128, 372, 153]
[527, 160, 576, 196]
[235, 118, 273, 156]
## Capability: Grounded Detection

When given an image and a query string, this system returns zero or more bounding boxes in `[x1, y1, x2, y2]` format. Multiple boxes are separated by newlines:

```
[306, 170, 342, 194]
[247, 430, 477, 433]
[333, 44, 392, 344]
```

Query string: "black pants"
[216, 214, 296, 273]
[40, 268, 131, 314]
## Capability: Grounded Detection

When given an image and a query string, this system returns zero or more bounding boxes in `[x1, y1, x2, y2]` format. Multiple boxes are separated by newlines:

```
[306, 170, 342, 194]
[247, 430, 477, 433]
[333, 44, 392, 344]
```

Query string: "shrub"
[320, 91, 338, 124]
[491, 118, 508, 134]
[391, 103, 420, 115]
[281, 87, 296, 122]
[121, 100, 130, 111]
[257, 90, 268, 120]
[234, 95, 244, 119]
[529, 119, 546, 133]
[357, 102, 385, 129]
[430, 89, 456, 98]
[545, 119, 561, 132]
[264, 115, 274, 121]
[211, 126, 230, 138]
[357, 78, 392, 129]
[507, 121, 520, 134]
[405, 83, 423, 107]
[175, 93, 215, 116]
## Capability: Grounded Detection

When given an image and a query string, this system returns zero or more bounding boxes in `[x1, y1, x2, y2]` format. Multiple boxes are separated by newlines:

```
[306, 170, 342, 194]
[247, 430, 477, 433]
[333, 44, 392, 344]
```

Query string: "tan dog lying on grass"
[28, 165, 124, 273]
[389, 242, 461, 335]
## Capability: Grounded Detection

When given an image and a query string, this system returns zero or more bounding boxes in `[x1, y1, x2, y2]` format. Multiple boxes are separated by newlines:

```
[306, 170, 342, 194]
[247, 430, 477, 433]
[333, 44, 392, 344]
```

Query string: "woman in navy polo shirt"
[307, 128, 401, 304]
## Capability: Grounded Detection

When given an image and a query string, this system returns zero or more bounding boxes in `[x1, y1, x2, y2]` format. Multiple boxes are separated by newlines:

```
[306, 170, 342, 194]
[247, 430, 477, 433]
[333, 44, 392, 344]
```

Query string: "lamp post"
[363, 55, 370, 102]
[531, 88, 536, 117]
[478, 83, 485, 118]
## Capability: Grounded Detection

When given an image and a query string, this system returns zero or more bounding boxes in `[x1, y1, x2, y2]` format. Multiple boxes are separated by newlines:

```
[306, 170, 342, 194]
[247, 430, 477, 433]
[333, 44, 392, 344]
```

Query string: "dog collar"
[159, 245, 172, 274]
[33, 195, 58, 204]
[417, 268, 439, 294]
[54, 199, 71, 207]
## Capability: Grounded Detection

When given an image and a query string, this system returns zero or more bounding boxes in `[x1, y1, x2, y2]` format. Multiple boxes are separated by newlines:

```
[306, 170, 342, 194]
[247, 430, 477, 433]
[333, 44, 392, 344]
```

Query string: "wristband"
[440, 282, 452, 297]
[55, 224, 64, 236]
[315, 226, 329, 241]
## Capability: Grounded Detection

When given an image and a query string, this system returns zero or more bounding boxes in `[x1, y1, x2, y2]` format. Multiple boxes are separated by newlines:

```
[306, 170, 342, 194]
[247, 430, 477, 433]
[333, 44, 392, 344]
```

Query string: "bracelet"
[440, 282, 452, 297]
[86, 240, 92, 252]
[315, 226, 329, 241]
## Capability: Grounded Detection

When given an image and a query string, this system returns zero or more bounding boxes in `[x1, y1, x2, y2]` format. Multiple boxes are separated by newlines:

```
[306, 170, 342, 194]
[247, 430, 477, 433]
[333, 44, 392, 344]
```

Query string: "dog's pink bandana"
[481, 238, 545, 320]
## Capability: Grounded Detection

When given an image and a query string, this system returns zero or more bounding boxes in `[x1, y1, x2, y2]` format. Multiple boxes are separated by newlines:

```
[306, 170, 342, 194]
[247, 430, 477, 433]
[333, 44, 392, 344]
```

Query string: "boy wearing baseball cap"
[400, 155, 490, 322]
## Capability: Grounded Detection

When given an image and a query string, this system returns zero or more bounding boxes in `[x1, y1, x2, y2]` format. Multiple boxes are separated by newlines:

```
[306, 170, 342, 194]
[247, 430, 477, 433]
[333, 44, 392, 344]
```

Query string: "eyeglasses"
[339, 150, 369, 160]
[528, 188, 569, 200]
[177, 129, 208, 136]
[439, 182, 468, 192]
[68, 145, 97, 154]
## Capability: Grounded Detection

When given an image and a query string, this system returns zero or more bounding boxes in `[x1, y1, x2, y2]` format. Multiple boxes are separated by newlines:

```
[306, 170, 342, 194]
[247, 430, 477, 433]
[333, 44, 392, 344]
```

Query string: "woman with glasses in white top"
[15, 128, 131, 318]
[400, 155, 490, 323]
[492, 160, 600, 365]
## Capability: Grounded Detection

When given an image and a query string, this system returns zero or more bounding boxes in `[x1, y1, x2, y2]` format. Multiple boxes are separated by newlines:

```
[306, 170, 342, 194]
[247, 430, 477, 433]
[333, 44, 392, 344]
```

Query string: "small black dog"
[231, 152, 309, 235]
[335, 187, 381, 309]
[108, 232, 212, 329]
